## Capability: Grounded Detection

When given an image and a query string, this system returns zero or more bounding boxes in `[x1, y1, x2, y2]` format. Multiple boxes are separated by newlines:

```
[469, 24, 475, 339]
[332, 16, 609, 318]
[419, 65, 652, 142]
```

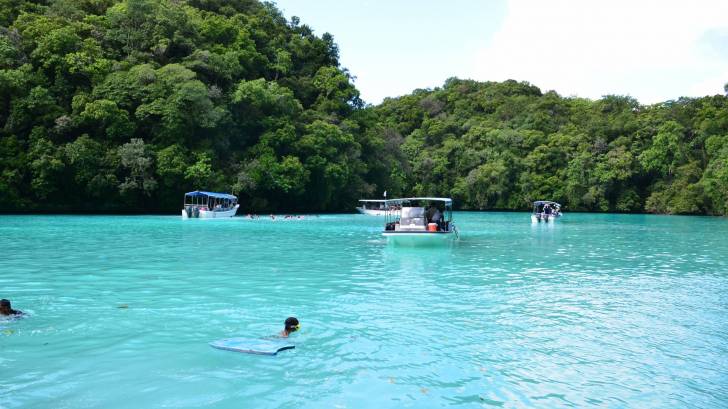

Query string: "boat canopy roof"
[358, 199, 387, 203]
[185, 191, 237, 200]
[533, 200, 560, 206]
[386, 197, 453, 205]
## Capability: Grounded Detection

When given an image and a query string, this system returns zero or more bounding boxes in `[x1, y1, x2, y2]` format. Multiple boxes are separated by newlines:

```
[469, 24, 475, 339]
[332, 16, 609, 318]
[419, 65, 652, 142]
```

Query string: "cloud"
[471, 0, 728, 103]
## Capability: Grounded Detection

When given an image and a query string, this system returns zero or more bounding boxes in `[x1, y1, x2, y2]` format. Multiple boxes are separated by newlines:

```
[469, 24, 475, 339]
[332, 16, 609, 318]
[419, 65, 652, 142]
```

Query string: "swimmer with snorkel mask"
[279, 317, 300, 338]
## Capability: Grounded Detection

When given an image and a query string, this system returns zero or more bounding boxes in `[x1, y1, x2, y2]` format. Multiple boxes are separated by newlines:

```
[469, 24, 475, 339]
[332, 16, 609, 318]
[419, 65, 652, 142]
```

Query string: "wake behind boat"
[382, 197, 458, 245]
[182, 191, 239, 218]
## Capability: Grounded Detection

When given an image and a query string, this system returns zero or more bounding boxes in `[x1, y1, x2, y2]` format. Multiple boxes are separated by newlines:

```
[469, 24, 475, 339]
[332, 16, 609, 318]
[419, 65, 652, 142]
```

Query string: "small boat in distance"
[531, 201, 562, 223]
[356, 199, 388, 216]
[182, 191, 239, 219]
[382, 197, 458, 245]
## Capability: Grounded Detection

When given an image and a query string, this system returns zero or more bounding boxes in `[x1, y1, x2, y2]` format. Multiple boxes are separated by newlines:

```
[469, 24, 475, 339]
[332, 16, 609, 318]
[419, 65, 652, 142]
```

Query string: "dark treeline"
[0, 0, 727, 214]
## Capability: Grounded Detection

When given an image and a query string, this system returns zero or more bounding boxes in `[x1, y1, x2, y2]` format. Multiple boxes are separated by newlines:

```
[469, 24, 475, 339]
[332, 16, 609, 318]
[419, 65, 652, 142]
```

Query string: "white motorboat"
[182, 191, 240, 219]
[382, 197, 458, 245]
[531, 201, 562, 223]
[356, 199, 388, 216]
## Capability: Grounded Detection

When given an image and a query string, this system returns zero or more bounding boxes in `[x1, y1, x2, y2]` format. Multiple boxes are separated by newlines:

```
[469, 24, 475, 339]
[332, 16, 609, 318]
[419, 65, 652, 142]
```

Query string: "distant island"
[0, 0, 726, 215]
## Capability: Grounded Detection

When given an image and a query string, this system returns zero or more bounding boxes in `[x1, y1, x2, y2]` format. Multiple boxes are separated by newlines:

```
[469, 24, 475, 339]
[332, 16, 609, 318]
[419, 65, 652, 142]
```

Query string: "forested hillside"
[374, 79, 728, 215]
[0, 0, 377, 212]
[0, 0, 726, 214]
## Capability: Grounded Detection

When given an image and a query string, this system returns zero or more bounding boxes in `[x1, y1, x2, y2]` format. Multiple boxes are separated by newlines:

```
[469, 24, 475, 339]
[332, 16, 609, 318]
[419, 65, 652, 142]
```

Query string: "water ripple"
[1, 213, 727, 408]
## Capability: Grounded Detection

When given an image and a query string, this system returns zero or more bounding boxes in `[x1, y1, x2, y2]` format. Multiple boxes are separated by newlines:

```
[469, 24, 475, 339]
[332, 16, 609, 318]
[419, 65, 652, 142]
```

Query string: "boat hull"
[182, 204, 239, 219]
[382, 231, 456, 246]
[531, 213, 562, 223]
[356, 207, 386, 216]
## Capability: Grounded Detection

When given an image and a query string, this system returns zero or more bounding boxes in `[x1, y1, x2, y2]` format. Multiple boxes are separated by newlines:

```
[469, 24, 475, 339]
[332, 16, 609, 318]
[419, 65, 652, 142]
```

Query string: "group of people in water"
[246, 214, 306, 220]
[3, 298, 299, 340]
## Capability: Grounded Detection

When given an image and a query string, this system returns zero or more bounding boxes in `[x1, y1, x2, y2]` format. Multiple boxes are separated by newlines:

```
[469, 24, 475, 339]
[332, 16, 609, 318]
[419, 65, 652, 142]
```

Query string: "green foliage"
[28, 130, 65, 200]
[118, 138, 156, 196]
[371, 78, 728, 215]
[0, 0, 372, 212]
[184, 151, 212, 187]
[0, 0, 726, 215]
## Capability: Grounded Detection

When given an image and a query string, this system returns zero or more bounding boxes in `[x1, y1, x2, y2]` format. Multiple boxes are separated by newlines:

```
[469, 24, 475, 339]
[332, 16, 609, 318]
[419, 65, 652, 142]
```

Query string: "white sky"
[275, 0, 728, 104]
[473, 0, 728, 104]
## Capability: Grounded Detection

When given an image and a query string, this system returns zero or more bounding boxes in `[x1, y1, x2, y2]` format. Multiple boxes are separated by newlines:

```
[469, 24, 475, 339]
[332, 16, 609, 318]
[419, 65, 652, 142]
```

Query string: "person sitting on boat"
[432, 208, 442, 223]
[279, 317, 300, 338]
[544, 204, 552, 215]
[427, 205, 442, 224]
[0, 299, 23, 316]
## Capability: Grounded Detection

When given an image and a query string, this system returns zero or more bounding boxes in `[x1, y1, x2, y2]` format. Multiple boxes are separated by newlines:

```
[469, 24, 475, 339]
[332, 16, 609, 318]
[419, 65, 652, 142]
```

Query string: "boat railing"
[383, 199, 455, 233]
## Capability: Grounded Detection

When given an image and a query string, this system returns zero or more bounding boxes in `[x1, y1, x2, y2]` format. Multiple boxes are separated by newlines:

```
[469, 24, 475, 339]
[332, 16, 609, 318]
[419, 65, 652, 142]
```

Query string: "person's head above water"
[0, 299, 21, 316]
[280, 317, 300, 337]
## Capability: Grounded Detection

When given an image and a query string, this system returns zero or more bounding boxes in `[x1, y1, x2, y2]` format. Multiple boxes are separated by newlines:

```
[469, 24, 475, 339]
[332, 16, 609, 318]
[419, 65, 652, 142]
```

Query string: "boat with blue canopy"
[182, 191, 239, 219]
[382, 197, 458, 245]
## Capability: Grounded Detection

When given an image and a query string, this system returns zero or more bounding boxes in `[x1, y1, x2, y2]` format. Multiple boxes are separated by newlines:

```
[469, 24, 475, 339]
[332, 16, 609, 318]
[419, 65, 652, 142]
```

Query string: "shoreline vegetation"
[1, 1, 727, 215]
[0, 209, 724, 217]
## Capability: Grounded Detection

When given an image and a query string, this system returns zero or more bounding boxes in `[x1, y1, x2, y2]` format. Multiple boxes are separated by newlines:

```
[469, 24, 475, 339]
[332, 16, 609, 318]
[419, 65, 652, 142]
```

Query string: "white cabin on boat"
[356, 199, 388, 216]
[182, 191, 239, 219]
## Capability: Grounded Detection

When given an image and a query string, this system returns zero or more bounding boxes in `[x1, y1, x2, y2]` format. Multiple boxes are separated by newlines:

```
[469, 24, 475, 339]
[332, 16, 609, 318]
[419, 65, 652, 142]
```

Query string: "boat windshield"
[400, 207, 426, 226]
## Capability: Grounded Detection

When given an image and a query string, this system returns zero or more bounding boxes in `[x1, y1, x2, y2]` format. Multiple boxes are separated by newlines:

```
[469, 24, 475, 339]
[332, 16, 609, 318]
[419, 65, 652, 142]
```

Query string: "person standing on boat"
[0, 299, 23, 316]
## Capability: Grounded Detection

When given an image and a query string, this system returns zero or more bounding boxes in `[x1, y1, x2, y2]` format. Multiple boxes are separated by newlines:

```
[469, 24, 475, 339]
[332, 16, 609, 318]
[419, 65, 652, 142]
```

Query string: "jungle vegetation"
[0, 0, 727, 214]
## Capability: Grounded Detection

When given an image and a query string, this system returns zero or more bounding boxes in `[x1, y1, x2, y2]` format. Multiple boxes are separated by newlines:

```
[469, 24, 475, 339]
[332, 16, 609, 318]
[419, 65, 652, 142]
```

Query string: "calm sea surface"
[1, 213, 727, 408]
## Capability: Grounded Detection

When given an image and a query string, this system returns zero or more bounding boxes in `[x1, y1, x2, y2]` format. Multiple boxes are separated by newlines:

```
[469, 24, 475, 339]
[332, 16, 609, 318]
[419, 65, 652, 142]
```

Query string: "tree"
[118, 138, 156, 196]
[639, 121, 687, 176]
[28, 130, 65, 200]
[184, 151, 213, 188]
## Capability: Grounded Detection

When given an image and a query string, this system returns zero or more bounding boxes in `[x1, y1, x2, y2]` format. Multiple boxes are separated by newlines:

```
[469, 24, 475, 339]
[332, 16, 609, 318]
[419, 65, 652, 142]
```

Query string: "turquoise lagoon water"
[1, 213, 727, 408]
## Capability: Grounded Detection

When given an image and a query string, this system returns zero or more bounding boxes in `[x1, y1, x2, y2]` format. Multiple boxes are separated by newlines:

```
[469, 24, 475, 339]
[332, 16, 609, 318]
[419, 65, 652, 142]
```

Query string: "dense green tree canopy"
[0, 0, 726, 215]
[373, 79, 728, 215]
[0, 0, 369, 212]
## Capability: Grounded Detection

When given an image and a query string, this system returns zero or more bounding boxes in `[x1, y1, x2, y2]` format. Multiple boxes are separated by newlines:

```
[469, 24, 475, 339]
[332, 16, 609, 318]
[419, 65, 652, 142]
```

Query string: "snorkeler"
[279, 317, 300, 338]
[0, 299, 23, 316]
